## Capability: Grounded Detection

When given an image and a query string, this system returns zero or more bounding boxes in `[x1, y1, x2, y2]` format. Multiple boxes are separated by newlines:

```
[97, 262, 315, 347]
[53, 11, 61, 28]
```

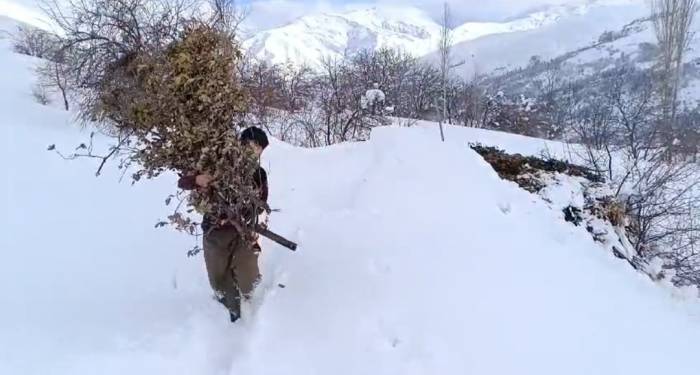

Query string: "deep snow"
[2, 25, 700, 375]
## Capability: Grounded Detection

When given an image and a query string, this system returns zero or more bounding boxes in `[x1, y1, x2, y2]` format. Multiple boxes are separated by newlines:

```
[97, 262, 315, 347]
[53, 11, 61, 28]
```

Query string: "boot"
[229, 311, 240, 323]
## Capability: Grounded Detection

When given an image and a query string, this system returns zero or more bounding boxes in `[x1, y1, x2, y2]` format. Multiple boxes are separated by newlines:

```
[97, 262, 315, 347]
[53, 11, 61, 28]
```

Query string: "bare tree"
[308, 57, 388, 146]
[437, 2, 453, 142]
[36, 58, 71, 110]
[649, 0, 697, 149]
[11, 24, 71, 109]
[32, 84, 51, 105]
[239, 59, 284, 131]
[675, 109, 700, 161]
[210, 0, 249, 38]
[279, 63, 314, 112]
[349, 47, 416, 116]
[402, 62, 441, 120]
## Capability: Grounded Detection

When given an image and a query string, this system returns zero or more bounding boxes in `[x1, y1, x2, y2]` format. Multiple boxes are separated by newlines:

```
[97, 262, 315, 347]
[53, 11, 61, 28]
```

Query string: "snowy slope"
[3, 38, 700, 374]
[442, 0, 650, 77]
[451, 0, 630, 45]
[466, 4, 700, 104]
[0, 0, 49, 30]
[242, 0, 641, 70]
[241, 126, 700, 375]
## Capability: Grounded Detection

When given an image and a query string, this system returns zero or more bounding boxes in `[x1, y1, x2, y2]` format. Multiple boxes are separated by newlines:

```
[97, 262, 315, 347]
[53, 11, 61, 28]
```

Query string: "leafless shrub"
[349, 48, 419, 117]
[568, 59, 700, 286]
[239, 59, 285, 131]
[31, 84, 50, 105]
[244, 55, 390, 147]
[451, 81, 488, 128]
[675, 109, 700, 161]
[313, 57, 389, 145]
[12, 26, 58, 58]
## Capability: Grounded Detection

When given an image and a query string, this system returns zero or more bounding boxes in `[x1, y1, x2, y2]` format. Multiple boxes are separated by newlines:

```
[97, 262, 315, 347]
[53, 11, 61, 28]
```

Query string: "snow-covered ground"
[3, 23, 700, 375]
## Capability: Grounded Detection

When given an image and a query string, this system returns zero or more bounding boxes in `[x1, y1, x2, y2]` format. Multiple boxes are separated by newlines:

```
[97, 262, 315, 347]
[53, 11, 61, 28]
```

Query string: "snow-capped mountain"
[242, 0, 645, 71]
[241, 6, 441, 69]
[441, 0, 651, 78]
[453, 2, 700, 103]
[450, 0, 610, 45]
[0, 0, 654, 78]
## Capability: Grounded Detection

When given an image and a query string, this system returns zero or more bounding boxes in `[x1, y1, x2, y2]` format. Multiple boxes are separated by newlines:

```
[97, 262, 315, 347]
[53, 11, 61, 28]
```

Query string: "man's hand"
[258, 211, 269, 225]
[195, 174, 214, 188]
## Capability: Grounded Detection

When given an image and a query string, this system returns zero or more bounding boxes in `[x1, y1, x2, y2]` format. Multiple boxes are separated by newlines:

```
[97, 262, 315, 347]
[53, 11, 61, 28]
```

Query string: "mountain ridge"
[241, 0, 644, 71]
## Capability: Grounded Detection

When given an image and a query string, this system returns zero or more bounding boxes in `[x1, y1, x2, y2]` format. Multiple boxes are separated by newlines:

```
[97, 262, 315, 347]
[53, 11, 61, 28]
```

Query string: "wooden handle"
[255, 225, 298, 251]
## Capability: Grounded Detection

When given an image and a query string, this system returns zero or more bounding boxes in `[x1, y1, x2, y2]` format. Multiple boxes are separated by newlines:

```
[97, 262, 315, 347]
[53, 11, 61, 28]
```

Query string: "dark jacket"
[178, 167, 268, 231]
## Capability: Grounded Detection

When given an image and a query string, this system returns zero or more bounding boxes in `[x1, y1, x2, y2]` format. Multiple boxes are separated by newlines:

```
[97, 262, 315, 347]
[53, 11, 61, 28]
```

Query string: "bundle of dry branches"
[38, 0, 297, 250]
[94, 23, 266, 240]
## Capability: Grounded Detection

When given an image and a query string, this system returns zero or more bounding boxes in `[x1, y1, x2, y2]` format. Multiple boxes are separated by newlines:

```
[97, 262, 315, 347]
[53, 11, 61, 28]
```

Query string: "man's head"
[240, 126, 269, 158]
[373, 82, 379, 89]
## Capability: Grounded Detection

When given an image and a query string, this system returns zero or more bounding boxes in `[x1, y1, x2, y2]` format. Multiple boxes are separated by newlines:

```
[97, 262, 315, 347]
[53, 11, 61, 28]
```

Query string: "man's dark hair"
[240, 126, 269, 149]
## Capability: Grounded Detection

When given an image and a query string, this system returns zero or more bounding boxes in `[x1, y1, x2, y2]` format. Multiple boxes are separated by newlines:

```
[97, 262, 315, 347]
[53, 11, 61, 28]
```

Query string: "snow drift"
[2, 26, 700, 375]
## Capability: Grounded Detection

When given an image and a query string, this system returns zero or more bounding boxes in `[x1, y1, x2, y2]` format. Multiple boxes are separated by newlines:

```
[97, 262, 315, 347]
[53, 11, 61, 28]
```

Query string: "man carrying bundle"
[178, 126, 269, 323]
[38, 9, 297, 323]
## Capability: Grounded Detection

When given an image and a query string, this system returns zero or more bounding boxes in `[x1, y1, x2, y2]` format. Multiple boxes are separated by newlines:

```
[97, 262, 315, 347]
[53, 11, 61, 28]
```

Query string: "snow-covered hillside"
[0, 0, 48, 30]
[3, 26, 700, 375]
[242, 7, 440, 69]
[467, 5, 700, 105]
[240, 0, 700, 103]
[242, 0, 643, 71]
[437, 0, 651, 77]
[451, 0, 637, 51]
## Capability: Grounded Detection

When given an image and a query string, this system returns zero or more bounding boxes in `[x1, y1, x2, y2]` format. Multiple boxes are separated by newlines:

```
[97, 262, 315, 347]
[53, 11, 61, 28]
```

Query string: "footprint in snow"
[498, 202, 512, 214]
[368, 258, 392, 276]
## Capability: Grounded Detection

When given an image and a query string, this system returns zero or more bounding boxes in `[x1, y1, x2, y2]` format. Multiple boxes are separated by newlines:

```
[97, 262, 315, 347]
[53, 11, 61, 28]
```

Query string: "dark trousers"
[202, 227, 260, 317]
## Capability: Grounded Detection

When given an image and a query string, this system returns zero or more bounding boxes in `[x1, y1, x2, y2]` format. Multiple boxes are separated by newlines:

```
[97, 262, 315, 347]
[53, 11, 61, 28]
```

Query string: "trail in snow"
[239, 126, 700, 375]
